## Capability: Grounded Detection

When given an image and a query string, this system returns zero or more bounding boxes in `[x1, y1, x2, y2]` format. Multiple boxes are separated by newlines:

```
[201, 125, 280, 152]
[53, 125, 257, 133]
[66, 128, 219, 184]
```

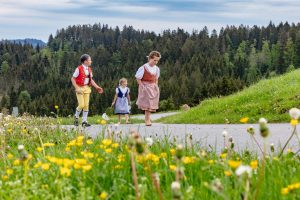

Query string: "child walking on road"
[111, 78, 131, 124]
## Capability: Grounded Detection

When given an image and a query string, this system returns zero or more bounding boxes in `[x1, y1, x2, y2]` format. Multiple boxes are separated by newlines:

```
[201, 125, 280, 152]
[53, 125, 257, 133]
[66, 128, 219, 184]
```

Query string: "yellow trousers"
[76, 85, 91, 111]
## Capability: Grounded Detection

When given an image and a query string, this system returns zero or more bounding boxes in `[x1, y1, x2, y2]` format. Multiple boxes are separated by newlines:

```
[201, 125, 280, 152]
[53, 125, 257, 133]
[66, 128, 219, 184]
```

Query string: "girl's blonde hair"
[119, 78, 127, 85]
[147, 51, 161, 59]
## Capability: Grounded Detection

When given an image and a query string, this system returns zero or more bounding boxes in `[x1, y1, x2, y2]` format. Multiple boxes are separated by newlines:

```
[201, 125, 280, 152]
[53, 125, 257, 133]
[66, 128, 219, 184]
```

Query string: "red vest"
[75, 65, 92, 86]
[141, 66, 157, 83]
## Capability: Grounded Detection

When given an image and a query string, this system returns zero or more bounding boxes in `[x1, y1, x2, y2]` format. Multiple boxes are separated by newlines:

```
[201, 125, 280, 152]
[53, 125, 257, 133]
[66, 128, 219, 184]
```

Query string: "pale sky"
[0, 0, 299, 42]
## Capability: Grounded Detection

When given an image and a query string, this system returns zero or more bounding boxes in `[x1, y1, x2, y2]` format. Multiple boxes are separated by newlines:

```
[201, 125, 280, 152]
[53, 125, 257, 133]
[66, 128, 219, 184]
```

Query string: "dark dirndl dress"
[114, 87, 130, 114]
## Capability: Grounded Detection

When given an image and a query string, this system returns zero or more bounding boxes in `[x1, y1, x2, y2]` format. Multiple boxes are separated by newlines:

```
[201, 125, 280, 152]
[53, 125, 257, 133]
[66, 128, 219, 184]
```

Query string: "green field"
[159, 69, 300, 124]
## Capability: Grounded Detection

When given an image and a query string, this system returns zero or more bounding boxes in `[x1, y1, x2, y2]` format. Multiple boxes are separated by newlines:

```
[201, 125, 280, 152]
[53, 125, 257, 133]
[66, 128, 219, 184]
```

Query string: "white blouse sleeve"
[135, 66, 144, 79]
[115, 88, 119, 94]
[73, 68, 79, 78]
[156, 67, 160, 79]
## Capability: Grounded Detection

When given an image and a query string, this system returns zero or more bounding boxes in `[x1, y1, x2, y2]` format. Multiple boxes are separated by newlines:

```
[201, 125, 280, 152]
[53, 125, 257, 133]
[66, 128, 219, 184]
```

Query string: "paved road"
[130, 112, 179, 120]
[63, 123, 300, 154]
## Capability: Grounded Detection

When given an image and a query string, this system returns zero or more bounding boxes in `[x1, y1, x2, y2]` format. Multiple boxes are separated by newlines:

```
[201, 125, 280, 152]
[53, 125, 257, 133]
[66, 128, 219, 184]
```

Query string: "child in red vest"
[71, 54, 103, 127]
[135, 51, 161, 126]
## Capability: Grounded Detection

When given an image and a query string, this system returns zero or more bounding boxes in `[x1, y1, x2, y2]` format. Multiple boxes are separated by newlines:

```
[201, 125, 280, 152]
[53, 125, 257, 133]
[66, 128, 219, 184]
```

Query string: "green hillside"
[159, 69, 300, 124]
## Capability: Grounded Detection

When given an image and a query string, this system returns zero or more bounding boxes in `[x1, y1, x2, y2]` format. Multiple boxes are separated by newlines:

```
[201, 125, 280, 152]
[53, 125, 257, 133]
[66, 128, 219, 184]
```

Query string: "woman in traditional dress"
[135, 51, 161, 126]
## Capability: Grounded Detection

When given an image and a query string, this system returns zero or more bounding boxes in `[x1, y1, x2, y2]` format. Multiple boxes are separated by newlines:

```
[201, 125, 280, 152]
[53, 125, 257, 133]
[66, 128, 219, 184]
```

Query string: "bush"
[159, 97, 176, 112]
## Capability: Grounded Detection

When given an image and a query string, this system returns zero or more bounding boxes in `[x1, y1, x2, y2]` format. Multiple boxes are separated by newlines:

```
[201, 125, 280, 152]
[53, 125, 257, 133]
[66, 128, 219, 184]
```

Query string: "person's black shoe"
[82, 121, 91, 127]
[74, 117, 79, 126]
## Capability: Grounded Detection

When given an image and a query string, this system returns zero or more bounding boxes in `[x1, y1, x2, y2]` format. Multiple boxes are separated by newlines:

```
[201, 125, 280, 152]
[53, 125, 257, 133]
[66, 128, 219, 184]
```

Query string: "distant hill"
[1, 38, 46, 47]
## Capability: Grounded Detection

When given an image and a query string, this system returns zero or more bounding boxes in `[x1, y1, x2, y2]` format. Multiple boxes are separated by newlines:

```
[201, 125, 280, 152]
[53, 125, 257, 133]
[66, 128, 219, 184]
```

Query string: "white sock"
[75, 109, 81, 118]
[82, 110, 88, 122]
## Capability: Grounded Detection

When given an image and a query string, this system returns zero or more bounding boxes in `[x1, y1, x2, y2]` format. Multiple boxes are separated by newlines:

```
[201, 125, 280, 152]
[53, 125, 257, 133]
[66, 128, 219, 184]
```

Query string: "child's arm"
[90, 79, 103, 94]
[111, 94, 117, 107]
[127, 94, 131, 105]
[71, 77, 82, 94]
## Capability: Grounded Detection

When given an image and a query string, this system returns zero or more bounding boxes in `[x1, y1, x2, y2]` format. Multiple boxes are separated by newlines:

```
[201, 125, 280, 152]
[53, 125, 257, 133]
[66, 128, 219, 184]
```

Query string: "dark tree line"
[1, 21, 300, 116]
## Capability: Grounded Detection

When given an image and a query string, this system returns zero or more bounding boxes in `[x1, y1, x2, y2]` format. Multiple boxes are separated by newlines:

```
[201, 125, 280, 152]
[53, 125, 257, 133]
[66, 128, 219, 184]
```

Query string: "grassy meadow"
[0, 114, 300, 199]
[159, 69, 300, 124]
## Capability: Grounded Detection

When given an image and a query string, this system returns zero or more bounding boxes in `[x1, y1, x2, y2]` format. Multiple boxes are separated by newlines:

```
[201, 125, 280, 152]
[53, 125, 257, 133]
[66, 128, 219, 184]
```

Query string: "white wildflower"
[145, 137, 153, 146]
[102, 113, 110, 121]
[222, 130, 228, 137]
[18, 145, 24, 151]
[259, 118, 267, 124]
[171, 181, 180, 190]
[235, 165, 252, 177]
[289, 108, 300, 119]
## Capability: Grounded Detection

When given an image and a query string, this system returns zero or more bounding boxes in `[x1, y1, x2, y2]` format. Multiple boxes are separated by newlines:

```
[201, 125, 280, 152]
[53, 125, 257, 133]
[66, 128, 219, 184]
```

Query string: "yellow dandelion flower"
[77, 136, 85, 141]
[86, 139, 93, 145]
[113, 165, 123, 169]
[220, 153, 227, 159]
[105, 148, 112, 153]
[55, 105, 59, 109]
[7, 129, 13, 134]
[112, 143, 119, 148]
[169, 165, 177, 171]
[65, 147, 70, 152]
[182, 156, 196, 164]
[7, 153, 14, 159]
[240, 117, 249, 123]
[117, 154, 125, 163]
[99, 192, 108, 199]
[6, 169, 13, 175]
[55, 158, 63, 166]
[208, 160, 214, 164]
[13, 159, 20, 166]
[160, 152, 167, 158]
[145, 153, 160, 163]
[81, 152, 94, 159]
[28, 154, 33, 160]
[60, 167, 71, 177]
[102, 139, 112, 146]
[74, 163, 81, 169]
[21, 128, 28, 134]
[67, 140, 76, 147]
[281, 188, 289, 195]
[250, 160, 258, 169]
[34, 161, 42, 168]
[41, 163, 50, 171]
[36, 147, 43, 152]
[224, 170, 232, 176]
[290, 119, 298, 126]
[228, 160, 241, 169]
[170, 148, 176, 156]
[2, 175, 8, 181]
[76, 142, 83, 146]
[75, 159, 87, 165]
[100, 120, 107, 125]
[82, 165, 92, 171]
[63, 159, 75, 168]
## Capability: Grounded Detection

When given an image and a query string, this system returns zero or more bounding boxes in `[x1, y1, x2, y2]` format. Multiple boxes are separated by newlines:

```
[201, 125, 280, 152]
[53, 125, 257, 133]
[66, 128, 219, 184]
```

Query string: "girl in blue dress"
[111, 78, 131, 124]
